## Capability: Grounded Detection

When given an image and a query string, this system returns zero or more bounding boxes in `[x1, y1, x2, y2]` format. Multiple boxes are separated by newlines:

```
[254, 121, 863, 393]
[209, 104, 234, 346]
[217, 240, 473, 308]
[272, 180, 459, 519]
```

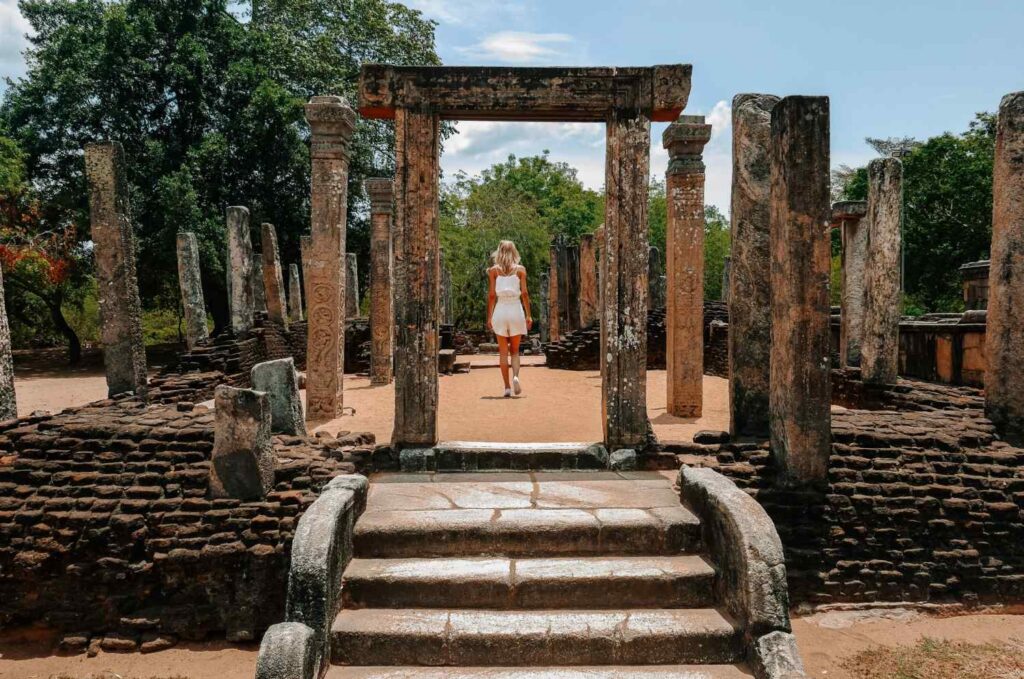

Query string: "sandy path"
[4, 610, 1023, 678]
[315, 355, 730, 444]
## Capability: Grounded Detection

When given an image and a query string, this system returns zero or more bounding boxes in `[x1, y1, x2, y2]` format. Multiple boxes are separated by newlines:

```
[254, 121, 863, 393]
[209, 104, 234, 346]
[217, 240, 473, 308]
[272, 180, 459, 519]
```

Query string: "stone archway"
[356, 64, 693, 450]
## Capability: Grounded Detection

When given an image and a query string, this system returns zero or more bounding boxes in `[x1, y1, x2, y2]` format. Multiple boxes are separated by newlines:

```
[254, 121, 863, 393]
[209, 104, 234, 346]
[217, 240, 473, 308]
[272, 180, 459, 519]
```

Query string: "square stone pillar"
[648, 246, 665, 310]
[0, 265, 16, 420]
[833, 201, 868, 367]
[986, 91, 1024, 440]
[304, 96, 355, 423]
[252, 254, 268, 314]
[595, 225, 606, 377]
[288, 263, 304, 322]
[538, 270, 550, 343]
[210, 385, 273, 501]
[721, 256, 731, 303]
[602, 112, 651, 450]
[769, 96, 832, 485]
[346, 253, 360, 318]
[365, 178, 395, 386]
[729, 94, 779, 439]
[664, 115, 712, 418]
[392, 108, 441, 448]
[861, 158, 903, 385]
[261, 223, 288, 327]
[547, 245, 560, 340]
[226, 206, 255, 335]
[176, 232, 209, 350]
[84, 142, 147, 398]
[579, 233, 598, 327]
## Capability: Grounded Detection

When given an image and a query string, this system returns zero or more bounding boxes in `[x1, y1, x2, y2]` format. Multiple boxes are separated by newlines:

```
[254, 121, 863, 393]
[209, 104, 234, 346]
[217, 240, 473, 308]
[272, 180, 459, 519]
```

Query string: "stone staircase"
[257, 463, 806, 679]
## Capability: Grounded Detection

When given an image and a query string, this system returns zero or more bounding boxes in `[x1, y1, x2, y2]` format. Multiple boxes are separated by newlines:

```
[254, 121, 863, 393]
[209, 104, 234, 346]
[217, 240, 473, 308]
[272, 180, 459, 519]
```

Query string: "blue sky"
[2, 0, 1021, 212]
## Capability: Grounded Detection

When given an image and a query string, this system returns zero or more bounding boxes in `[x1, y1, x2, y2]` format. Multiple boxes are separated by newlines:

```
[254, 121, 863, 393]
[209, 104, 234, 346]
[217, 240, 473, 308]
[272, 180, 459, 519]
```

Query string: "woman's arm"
[486, 267, 497, 332]
[519, 267, 533, 331]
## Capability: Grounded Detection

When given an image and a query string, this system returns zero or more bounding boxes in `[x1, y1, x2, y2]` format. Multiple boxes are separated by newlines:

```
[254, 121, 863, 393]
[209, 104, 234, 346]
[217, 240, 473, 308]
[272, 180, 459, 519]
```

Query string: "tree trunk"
[48, 294, 81, 365]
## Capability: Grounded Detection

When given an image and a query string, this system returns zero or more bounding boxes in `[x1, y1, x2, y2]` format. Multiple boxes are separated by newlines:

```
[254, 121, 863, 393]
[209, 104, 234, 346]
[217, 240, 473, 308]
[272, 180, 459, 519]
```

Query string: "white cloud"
[456, 31, 575, 64]
[0, 0, 32, 83]
[404, 0, 527, 27]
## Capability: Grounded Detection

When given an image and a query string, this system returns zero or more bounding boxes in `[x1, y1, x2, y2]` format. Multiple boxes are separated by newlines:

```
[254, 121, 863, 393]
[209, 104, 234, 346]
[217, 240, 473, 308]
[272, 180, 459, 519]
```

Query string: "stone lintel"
[358, 64, 692, 122]
[364, 178, 394, 214]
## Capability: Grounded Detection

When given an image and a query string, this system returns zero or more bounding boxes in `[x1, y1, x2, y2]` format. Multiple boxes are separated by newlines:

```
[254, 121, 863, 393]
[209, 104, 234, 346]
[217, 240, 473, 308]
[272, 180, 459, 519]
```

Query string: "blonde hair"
[492, 240, 521, 275]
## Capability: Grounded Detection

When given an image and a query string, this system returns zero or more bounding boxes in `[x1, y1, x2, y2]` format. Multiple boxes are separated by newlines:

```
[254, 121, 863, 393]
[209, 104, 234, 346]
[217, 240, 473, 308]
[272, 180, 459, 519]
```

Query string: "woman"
[487, 240, 533, 397]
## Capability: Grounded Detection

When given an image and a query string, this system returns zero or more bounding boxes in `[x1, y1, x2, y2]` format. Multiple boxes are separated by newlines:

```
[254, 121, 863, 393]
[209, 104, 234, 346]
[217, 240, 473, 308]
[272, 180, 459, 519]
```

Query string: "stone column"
[365, 177, 394, 386]
[663, 115, 712, 418]
[252, 254, 267, 314]
[176, 232, 209, 350]
[210, 385, 273, 501]
[595, 225, 606, 376]
[346, 253, 359, 318]
[392, 108, 441, 448]
[252, 357, 306, 436]
[439, 249, 452, 326]
[721, 256, 731, 303]
[547, 245, 560, 340]
[0, 265, 16, 420]
[769, 96, 832, 485]
[648, 245, 665, 310]
[288, 263, 304, 322]
[261, 223, 288, 327]
[564, 245, 580, 332]
[986, 91, 1024, 439]
[729, 93, 779, 439]
[226, 206, 255, 335]
[84, 142, 147, 397]
[833, 201, 868, 367]
[602, 112, 651, 450]
[304, 96, 355, 423]
[861, 158, 903, 384]
[538, 270, 550, 343]
[300, 235, 311, 311]
[579, 233, 598, 327]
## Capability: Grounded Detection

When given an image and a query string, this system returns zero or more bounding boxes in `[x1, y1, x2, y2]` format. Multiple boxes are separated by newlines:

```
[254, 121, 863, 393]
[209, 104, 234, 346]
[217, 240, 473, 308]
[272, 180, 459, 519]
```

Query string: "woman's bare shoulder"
[516, 264, 527, 275]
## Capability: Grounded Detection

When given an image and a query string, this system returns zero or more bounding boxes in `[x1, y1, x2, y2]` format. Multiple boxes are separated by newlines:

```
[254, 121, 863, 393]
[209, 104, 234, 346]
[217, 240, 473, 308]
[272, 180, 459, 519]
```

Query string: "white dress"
[491, 270, 528, 337]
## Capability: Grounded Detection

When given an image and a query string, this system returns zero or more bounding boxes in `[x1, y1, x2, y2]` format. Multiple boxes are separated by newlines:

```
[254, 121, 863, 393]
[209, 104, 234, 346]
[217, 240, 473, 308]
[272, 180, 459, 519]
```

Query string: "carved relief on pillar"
[365, 177, 395, 386]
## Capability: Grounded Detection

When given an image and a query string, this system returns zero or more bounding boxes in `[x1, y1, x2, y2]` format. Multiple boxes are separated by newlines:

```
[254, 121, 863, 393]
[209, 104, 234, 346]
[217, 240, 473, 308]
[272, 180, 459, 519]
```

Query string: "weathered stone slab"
[752, 630, 808, 679]
[579, 233, 598, 327]
[252, 357, 306, 436]
[365, 178, 394, 385]
[728, 94, 779, 439]
[768, 96, 832, 484]
[0, 264, 15, 419]
[358, 65, 692, 122]
[288, 263, 304, 322]
[84, 142, 148, 397]
[252, 254, 268, 313]
[861, 158, 903, 385]
[346, 253, 359, 318]
[833, 201, 868, 367]
[664, 115, 712, 418]
[256, 622, 318, 679]
[602, 113, 651, 450]
[226, 206, 255, 335]
[175, 232, 209, 350]
[304, 96, 355, 423]
[392, 108, 441, 447]
[261, 223, 288, 327]
[210, 385, 273, 500]
[987, 91, 1024, 441]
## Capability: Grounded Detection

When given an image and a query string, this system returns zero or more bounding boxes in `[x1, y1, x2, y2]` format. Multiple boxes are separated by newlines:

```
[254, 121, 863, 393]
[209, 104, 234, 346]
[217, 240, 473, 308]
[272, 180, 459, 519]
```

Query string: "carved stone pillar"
[176, 232, 209, 350]
[84, 142, 147, 397]
[861, 158, 903, 384]
[261, 223, 288, 327]
[602, 112, 651, 449]
[392, 108, 441, 448]
[833, 201, 868, 367]
[226, 206, 255, 335]
[346, 253, 359, 318]
[663, 115, 712, 418]
[986, 91, 1024, 440]
[579, 233, 598, 327]
[304, 95, 355, 423]
[0, 265, 16, 419]
[365, 178, 394, 386]
[288, 263, 304, 323]
[729, 93, 779, 439]
[769, 96, 832, 485]
[547, 245, 560, 340]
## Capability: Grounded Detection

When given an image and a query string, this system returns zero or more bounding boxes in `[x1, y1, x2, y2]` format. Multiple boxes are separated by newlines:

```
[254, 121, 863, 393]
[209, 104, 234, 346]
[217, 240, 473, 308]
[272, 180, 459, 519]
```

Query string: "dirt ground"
[3, 610, 1023, 678]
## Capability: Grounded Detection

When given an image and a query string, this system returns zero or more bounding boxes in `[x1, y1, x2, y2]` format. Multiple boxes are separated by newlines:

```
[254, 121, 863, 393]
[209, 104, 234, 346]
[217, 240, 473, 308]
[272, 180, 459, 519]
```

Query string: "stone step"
[353, 505, 701, 558]
[401, 442, 608, 472]
[325, 665, 754, 678]
[342, 555, 716, 609]
[330, 608, 743, 666]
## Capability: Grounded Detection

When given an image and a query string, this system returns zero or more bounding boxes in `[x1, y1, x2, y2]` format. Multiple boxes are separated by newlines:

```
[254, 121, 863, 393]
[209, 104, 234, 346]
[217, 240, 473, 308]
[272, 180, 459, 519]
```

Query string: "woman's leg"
[510, 335, 521, 378]
[496, 335, 511, 389]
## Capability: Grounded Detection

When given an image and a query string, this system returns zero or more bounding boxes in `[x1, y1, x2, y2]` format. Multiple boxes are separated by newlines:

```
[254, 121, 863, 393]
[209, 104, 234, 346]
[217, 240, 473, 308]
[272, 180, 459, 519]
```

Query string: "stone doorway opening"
[356, 64, 693, 456]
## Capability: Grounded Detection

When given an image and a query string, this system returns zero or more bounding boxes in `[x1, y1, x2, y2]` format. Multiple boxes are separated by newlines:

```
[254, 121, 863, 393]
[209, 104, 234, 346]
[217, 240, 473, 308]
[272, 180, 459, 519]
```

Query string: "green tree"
[1, 0, 440, 348]
[836, 114, 995, 312]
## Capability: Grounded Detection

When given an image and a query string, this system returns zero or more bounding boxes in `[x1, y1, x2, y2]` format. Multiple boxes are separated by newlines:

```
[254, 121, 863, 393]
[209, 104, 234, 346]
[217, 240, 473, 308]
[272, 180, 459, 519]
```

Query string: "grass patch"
[842, 636, 1024, 679]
